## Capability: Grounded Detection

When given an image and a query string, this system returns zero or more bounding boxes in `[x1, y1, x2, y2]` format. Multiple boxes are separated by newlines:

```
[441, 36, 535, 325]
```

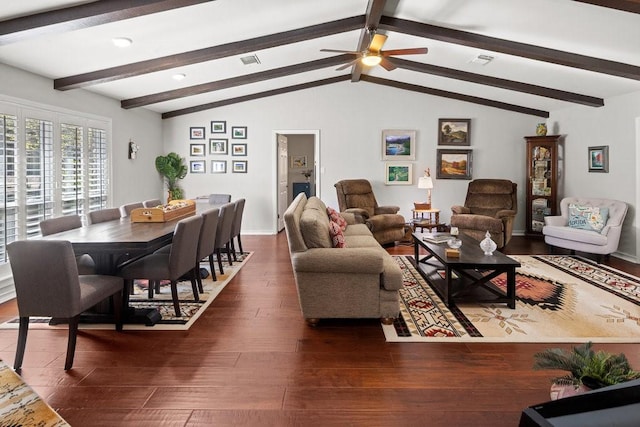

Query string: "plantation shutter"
[60, 123, 84, 216]
[88, 127, 108, 211]
[24, 117, 54, 238]
[0, 114, 18, 263]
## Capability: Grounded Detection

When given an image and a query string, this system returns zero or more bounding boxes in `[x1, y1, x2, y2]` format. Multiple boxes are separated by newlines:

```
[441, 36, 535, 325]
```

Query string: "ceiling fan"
[320, 29, 428, 71]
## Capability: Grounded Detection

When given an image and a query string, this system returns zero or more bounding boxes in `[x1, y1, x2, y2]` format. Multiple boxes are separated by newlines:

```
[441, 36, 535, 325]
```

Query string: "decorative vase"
[480, 231, 497, 255]
[536, 123, 548, 136]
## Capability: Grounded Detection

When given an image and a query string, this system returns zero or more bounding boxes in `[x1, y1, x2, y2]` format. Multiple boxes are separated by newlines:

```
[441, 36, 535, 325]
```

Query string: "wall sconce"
[128, 139, 139, 160]
[416, 168, 433, 210]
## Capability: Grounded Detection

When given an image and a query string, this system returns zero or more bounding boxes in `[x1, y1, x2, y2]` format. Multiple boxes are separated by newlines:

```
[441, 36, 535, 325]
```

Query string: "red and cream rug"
[384, 255, 640, 342]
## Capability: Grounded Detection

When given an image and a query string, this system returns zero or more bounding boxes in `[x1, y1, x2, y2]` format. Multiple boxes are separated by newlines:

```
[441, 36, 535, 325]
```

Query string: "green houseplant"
[155, 152, 187, 202]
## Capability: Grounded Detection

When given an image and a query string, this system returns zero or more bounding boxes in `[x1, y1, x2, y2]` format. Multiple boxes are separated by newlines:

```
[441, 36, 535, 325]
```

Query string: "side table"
[411, 208, 442, 232]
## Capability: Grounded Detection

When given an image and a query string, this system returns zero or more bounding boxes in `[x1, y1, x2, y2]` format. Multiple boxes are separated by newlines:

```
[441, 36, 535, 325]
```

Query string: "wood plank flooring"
[0, 234, 638, 426]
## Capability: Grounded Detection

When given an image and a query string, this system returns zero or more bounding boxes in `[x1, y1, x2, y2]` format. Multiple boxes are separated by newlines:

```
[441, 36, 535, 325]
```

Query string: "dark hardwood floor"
[0, 234, 638, 426]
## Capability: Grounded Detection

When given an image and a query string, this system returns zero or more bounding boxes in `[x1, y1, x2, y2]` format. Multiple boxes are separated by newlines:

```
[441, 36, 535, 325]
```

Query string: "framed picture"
[231, 143, 247, 156]
[190, 143, 206, 157]
[384, 162, 413, 185]
[190, 126, 205, 140]
[381, 129, 416, 160]
[436, 149, 473, 179]
[588, 145, 609, 173]
[232, 160, 248, 173]
[210, 120, 226, 134]
[209, 138, 228, 155]
[190, 160, 205, 174]
[290, 155, 307, 168]
[211, 160, 227, 173]
[438, 119, 471, 146]
[231, 126, 247, 139]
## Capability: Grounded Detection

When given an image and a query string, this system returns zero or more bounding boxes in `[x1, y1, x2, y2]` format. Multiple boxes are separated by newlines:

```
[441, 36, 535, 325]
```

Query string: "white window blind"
[24, 117, 54, 239]
[0, 114, 18, 263]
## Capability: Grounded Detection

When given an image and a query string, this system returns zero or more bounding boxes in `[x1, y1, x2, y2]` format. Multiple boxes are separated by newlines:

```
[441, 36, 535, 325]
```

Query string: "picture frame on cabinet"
[210, 121, 226, 134]
[211, 160, 227, 173]
[588, 145, 609, 173]
[438, 119, 470, 146]
[209, 138, 228, 155]
[232, 160, 248, 173]
[190, 143, 206, 157]
[190, 160, 206, 174]
[231, 126, 247, 139]
[436, 149, 473, 179]
[381, 129, 416, 160]
[384, 162, 413, 185]
[190, 127, 205, 140]
[231, 143, 247, 156]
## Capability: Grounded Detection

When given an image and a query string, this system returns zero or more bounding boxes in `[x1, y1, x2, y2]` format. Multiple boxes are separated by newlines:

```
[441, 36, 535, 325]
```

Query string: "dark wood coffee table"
[412, 232, 520, 308]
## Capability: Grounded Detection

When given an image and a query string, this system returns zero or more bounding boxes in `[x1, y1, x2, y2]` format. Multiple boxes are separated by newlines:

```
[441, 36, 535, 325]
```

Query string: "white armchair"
[542, 197, 628, 261]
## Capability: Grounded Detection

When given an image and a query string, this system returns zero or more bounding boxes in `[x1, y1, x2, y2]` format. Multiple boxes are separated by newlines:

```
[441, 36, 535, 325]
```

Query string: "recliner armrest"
[374, 205, 400, 215]
[344, 207, 369, 221]
[544, 215, 567, 227]
[496, 209, 517, 219]
[451, 205, 470, 214]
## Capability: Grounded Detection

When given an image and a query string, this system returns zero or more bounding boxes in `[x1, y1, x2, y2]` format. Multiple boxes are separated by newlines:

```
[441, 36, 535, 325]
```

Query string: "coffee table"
[412, 232, 520, 308]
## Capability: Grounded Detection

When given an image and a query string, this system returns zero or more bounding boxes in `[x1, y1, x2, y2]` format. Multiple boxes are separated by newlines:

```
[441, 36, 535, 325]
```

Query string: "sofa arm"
[451, 205, 470, 214]
[544, 215, 567, 227]
[375, 205, 400, 215]
[292, 248, 384, 274]
[496, 209, 516, 219]
[344, 208, 369, 222]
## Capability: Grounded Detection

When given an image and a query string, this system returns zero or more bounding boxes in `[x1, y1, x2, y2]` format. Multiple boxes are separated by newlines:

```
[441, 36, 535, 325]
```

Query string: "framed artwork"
[210, 120, 226, 134]
[438, 119, 471, 146]
[290, 155, 307, 168]
[190, 160, 205, 174]
[384, 162, 413, 185]
[209, 138, 228, 155]
[211, 160, 227, 173]
[232, 160, 248, 173]
[436, 149, 473, 179]
[190, 126, 205, 140]
[190, 143, 205, 157]
[231, 126, 247, 139]
[381, 129, 416, 160]
[231, 143, 247, 156]
[588, 145, 609, 172]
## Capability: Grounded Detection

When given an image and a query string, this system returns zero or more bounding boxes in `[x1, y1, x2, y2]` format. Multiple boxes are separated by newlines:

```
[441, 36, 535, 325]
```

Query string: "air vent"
[469, 54, 494, 65]
[240, 54, 261, 65]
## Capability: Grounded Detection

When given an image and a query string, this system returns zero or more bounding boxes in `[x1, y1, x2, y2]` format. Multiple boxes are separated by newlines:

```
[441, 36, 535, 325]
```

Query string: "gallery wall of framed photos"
[188, 121, 249, 174]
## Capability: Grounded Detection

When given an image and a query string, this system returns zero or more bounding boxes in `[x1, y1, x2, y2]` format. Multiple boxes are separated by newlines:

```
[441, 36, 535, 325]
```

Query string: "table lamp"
[416, 168, 433, 210]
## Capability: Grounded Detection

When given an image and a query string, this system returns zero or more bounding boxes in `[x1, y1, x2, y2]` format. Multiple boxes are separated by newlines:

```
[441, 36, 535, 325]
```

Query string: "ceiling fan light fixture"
[361, 53, 382, 67]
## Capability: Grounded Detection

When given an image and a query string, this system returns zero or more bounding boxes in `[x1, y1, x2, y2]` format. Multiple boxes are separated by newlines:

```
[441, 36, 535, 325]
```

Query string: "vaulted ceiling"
[1, 0, 639, 119]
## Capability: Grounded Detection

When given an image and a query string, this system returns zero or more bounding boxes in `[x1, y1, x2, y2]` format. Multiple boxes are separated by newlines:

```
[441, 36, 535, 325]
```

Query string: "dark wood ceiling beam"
[122, 54, 353, 109]
[54, 15, 364, 90]
[351, 0, 389, 82]
[0, 0, 213, 45]
[573, 0, 640, 13]
[361, 75, 549, 117]
[380, 16, 640, 81]
[161, 75, 350, 119]
[393, 58, 604, 107]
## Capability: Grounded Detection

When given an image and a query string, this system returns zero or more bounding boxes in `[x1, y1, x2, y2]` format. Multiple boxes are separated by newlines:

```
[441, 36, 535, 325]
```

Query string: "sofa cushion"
[300, 208, 332, 248]
[327, 206, 347, 231]
[328, 220, 346, 248]
[568, 204, 609, 232]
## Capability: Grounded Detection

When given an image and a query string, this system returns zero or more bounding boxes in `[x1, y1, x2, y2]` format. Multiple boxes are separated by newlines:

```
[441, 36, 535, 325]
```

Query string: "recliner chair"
[334, 179, 405, 246]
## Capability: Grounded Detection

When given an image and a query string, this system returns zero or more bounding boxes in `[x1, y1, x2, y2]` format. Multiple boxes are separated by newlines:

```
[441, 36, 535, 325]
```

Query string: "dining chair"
[119, 202, 144, 218]
[39, 215, 96, 275]
[230, 198, 246, 261]
[195, 208, 220, 291]
[7, 240, 124, 371]
[88, 207, 121, 224]
[214, 202, 236, 275]
[209, 194, 231, 205]
[143, 199, 163, 208]
[119, 215, 203, 317]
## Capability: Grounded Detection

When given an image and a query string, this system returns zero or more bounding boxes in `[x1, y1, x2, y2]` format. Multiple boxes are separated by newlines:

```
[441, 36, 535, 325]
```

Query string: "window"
[0, 101, 111, 264]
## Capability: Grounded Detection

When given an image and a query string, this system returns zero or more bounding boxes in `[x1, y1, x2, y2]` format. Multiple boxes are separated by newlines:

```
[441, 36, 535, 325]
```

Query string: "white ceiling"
[1, 0, 639, 118]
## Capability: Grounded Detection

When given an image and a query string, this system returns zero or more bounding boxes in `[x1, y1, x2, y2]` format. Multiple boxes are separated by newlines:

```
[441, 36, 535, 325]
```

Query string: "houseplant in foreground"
[155, 152, 187, 202]
[533, 342, 640, 399]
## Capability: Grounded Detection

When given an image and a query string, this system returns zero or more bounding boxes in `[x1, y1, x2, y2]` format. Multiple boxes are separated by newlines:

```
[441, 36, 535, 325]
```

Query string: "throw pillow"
[327, 206, 347, 231]
[328, 220, 346, 248]
[568, 204, 609, 232]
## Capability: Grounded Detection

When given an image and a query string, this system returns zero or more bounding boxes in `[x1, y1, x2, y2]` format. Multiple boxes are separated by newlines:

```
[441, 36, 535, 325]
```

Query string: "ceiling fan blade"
[381, 47, 429, 56]
[369, 33, 387, 53]
[379, 57, 397, 71]
[320, 48, 360, 55]
[336, 58, 360, 71]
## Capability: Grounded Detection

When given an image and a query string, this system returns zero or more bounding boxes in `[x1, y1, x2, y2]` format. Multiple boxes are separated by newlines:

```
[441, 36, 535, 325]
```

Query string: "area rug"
[0, 359, 70, 426]
[383, 255, 640, 343]
[1, 252, 252, 331]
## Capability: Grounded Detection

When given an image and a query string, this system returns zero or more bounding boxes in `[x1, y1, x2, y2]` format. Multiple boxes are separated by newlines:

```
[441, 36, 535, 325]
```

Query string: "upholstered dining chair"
[119, 215, 203, 317]
[7, 240, 123, 371]
[195, 208, 220, 290]
[209, 194, 232, 205]
[39, 215, 96, 275]
[119, 202, 143, 218]
[230, 198, 245, 261]
[88, 207, 121, 224]
[214, 202, 236, 275]
[143, 199, 163, 208]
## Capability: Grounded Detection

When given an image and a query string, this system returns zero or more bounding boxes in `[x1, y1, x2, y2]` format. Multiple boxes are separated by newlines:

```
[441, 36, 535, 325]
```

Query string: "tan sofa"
[283, 193, 402, 326]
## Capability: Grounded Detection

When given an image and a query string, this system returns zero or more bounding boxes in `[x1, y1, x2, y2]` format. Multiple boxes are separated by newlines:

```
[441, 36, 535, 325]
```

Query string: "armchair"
[450, 179, 517, 249]
[334, 179, 406, 245]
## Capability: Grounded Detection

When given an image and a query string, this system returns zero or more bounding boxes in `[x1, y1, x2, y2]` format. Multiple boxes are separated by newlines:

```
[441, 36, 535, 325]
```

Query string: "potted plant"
[533, 342, 640, 399]
[155, 152, 187, 202]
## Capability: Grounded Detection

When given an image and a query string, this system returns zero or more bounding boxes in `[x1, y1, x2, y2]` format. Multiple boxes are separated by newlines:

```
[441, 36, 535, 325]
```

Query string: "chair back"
[464, 179, 517, 217]
[119, 202, 144, 217]
[215, 202, 235, 248]
[197, 208, 219, 260]
[209, 194, 232, 205]
[39, 215, 83, 236]
[168, 215, 203, 279]
[88, 208, 121, 224]
[143, 199, 163, 208]
[231, 198, 245, 239]
[334, 179, 378, 216]
[7, 240, 81, 317]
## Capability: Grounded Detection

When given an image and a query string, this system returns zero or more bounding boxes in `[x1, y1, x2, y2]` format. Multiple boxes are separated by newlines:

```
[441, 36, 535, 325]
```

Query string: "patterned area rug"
[383, 255, 640, 342]
[0, 359, 69, 426]
[1, 252, 252, 331]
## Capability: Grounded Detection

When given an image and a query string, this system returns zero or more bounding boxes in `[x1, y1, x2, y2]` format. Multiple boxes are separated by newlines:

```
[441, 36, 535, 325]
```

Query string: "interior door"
[277, 134, 288, 232]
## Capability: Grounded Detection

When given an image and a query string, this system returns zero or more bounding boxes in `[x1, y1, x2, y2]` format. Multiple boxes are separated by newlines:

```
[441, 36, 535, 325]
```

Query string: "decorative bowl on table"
[447, 238, 462, 249]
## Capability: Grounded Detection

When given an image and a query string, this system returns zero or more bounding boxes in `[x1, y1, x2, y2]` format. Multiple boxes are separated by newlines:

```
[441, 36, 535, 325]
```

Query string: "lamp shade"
[418, 176, 433, 189]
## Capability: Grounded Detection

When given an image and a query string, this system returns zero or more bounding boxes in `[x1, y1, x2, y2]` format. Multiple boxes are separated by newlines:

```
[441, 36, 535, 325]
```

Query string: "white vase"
[480, 231, 497, 255]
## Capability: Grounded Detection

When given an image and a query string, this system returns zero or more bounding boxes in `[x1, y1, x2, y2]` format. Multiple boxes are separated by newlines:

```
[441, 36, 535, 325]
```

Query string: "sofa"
[283, 193, 403, 326]
[542, 197, 628, 261]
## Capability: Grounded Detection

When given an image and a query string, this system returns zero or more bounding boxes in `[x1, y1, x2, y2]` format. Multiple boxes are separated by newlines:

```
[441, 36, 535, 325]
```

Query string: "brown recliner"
[334, 179, 406, 245]
[450, 179, 517, 249]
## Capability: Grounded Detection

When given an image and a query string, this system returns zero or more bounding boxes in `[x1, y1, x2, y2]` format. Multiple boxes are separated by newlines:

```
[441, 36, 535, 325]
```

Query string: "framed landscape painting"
[436, 149, 473, 179]
[384, 162, 413, 185]
[190, 160, 205, 174]
[210, 120, 226, 134]
[190, 126, 205, 140]
[588, 145, 609, 173]
[438, 119, 470, 146]
[382, 129, 416, 160]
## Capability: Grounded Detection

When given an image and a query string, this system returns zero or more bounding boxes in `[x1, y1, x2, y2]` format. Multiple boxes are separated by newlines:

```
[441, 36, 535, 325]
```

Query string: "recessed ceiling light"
[240, 54, 261, 65]
[112, 37, 133, 47]
[469, 54, 494, 65]
[172, 73, 186, 81]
